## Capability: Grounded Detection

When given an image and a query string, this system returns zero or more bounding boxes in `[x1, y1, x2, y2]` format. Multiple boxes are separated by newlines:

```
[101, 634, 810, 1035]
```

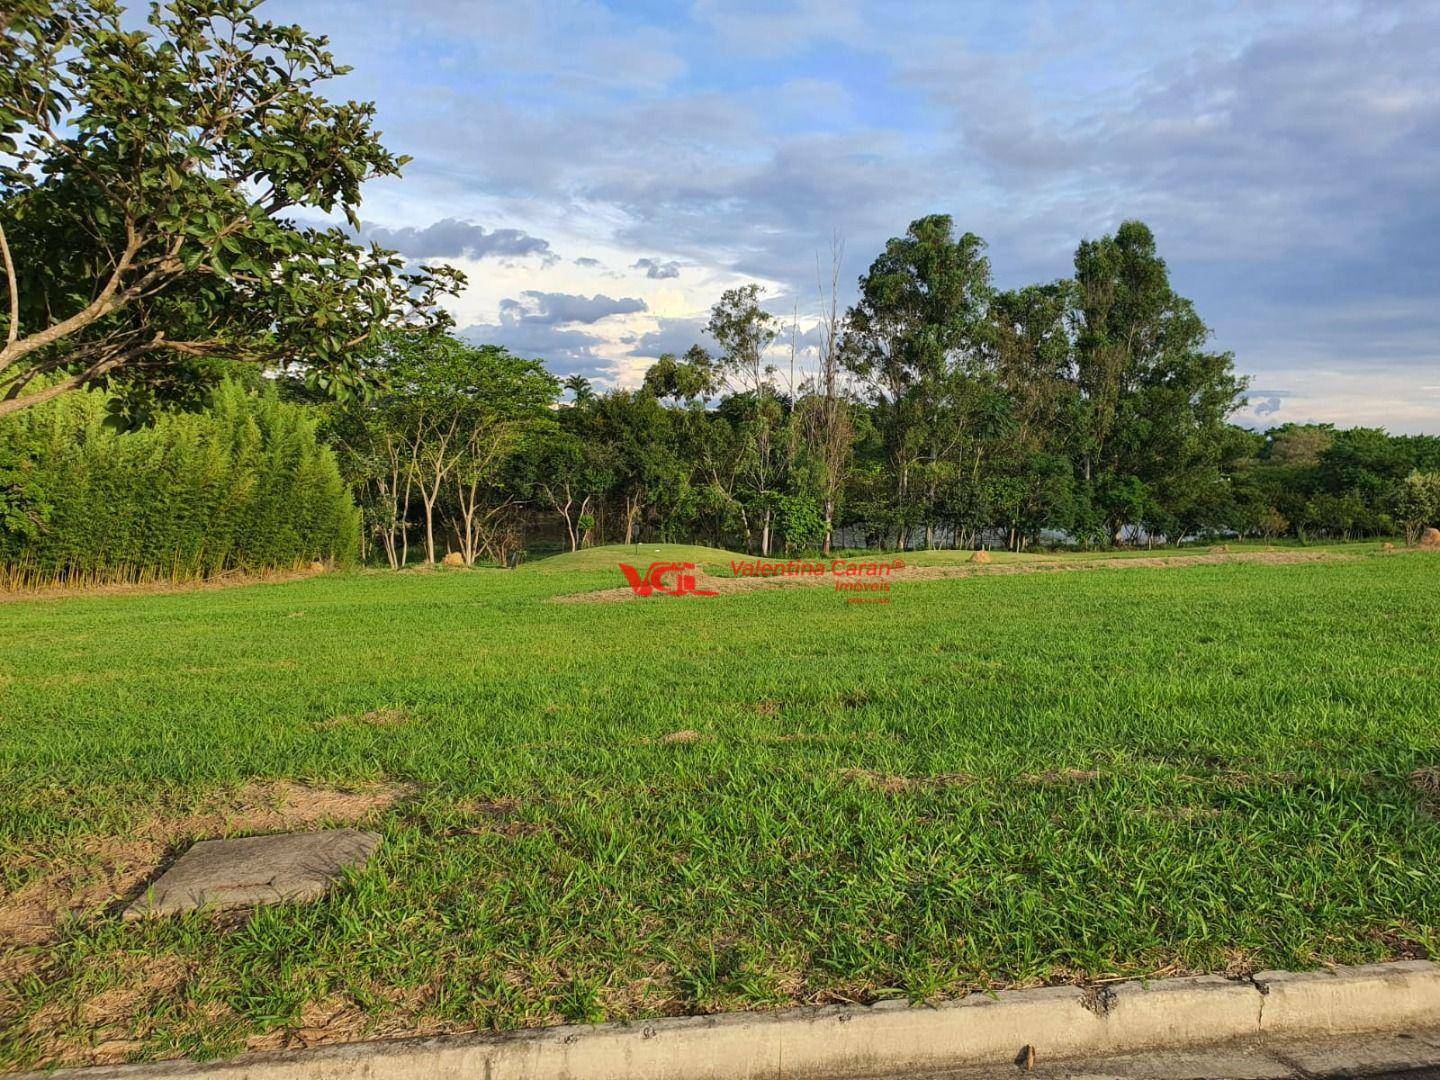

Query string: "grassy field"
[1, 543, 1438, 1069]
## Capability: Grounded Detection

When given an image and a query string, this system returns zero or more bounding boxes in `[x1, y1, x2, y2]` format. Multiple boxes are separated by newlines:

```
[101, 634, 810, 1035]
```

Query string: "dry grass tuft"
[1411, 767, 1440, 801]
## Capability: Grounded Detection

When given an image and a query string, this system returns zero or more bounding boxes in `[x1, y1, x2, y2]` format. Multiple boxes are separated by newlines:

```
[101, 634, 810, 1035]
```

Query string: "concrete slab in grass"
[123, 828, 380, 920]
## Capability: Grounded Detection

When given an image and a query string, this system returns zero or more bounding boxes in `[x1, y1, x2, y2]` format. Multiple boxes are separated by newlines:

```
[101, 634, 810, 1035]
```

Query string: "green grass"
[897, 538, 1380, 566]
[1, 545, 1438, 1068]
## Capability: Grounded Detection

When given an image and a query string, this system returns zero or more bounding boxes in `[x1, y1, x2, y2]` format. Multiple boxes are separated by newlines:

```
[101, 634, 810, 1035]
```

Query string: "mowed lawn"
[1, 547, 1439, 1069]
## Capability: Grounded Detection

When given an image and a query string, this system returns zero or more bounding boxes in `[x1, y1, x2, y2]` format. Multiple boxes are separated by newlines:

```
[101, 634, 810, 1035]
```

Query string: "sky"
[268, 0, 1440, 433]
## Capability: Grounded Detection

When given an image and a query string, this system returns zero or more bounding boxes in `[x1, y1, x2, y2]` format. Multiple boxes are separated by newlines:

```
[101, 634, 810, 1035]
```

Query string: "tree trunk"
[422, 493, 438, 563]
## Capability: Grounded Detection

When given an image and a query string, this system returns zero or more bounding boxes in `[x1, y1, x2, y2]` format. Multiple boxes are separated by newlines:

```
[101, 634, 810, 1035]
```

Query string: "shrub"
[0, 381, 358, 586]
[776, 493, 827, 553]
[1394, 470, 1440, 547]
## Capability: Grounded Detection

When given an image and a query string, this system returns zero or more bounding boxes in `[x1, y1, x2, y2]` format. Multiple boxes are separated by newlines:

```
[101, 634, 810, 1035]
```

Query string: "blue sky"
[269, 0, 1440, 432]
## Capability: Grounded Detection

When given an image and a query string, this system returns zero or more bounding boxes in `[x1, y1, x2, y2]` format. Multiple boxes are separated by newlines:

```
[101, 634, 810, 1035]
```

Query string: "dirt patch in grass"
[658, 729, 705, 745]
[21, 970, 454, 1070]
[0, 780, 409, 949]
[10, 952, 195, 1067]
[632, 729, 713, 746]
[439, 796, 542, 838]
[840, 768, 976, 794]
[553, 549, 1359, 603]
[1412, 767, 1440, 814]
[77, 953, 192, 1028]
[318, 707, 411, 730]
[1412, 767, 1440, 796]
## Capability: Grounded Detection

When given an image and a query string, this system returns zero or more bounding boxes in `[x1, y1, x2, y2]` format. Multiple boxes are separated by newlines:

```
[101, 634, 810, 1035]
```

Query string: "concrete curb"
[18, 961, 1440, 1080]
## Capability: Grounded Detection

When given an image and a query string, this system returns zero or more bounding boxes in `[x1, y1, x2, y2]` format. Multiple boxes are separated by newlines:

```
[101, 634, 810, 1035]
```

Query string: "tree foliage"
[387, 218, 1420, 558]
[0, 0, 461, 421]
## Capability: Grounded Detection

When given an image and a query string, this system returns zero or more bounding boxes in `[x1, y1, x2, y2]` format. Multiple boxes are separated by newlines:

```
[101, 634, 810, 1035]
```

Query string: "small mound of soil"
[441, 552, 466, 566]
[1209, 544, 1230, 553]
[1420, 527, 1440, 550]
[658, 729, 704, 745]
[970, 550, 992, 564]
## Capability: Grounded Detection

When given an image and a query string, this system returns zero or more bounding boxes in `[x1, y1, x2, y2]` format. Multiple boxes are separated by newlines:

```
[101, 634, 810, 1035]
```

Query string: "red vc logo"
[618, 561, 718, 597]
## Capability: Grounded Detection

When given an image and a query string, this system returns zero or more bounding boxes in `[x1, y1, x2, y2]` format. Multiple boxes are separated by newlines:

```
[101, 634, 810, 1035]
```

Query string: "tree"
[1071, 221, 1246, 543]
[707, 285, 781, 553]
[361, 334, 555, 565]
[533, 430, 601, 553]
[590, 390, 685, 545]
[1394, 471, 1440, 547]
[987, 281, 1079, 549]
[563, 374, 595, 404]
[799, 236, 853, 554]
[0, 377, 358, 583]
[451, 366, 552, 567]
[642, 348, 715, 405]
[327, 398, 415, 569]
[844, 215, 993, 548]
[0, 0, 460, 421]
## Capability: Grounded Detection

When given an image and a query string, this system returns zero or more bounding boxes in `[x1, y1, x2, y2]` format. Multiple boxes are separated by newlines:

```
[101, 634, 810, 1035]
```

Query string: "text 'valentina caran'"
[729, 558, 905, 578]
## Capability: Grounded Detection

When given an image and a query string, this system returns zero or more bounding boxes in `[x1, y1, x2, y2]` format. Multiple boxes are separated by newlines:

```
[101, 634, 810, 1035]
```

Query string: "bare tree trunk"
[543, 485, 577, 552]
[408, 416, 459, 564]
[421, 485, 440, 564]
[624, 493, 642, 544]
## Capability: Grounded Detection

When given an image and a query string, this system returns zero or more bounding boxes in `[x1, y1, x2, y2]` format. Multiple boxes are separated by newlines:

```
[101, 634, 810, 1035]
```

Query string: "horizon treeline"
[317, 217, 1440, 565]
[4, 215, 1439, 584]
[5, 1, 1437, 583]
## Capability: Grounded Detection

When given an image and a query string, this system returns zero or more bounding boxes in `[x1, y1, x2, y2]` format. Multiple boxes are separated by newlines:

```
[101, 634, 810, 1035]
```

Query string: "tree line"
[3, 0, 1437, 580]
[318, 217, 1440, 564]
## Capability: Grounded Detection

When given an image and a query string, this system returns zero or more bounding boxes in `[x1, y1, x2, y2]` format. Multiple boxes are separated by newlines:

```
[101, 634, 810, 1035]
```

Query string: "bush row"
[0, 380, 358, 585]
